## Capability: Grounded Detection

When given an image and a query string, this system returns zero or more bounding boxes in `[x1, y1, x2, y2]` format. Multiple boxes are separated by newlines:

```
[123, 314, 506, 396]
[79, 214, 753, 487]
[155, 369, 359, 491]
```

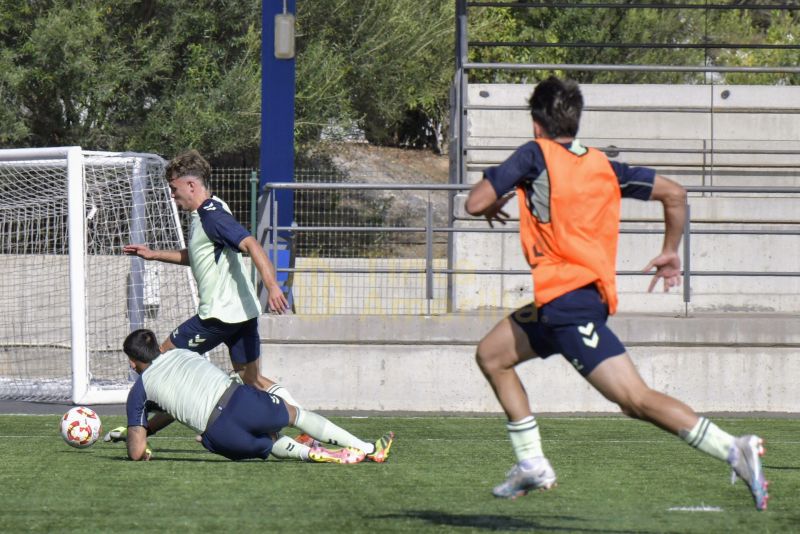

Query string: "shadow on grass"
[107, 449, 228, 462]
[145, 448, 210, 454]
[764, 464, 800, 471]
[110, 457, 229, 463]
[372, 510, 661, 533]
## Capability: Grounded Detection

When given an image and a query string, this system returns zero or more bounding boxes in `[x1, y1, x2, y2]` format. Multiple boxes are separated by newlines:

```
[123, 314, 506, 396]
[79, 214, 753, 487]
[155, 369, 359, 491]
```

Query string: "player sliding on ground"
[123, 149, 300, 407]
[465, 76, 768, 510]
[113, 329, 394, 464]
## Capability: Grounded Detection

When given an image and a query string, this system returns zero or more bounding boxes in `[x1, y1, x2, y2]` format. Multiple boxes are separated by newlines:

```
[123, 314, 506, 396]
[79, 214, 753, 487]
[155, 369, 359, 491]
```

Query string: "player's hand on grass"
[143, 446, 153, 461]
[103, 426, 128, 443]
[643, 251, 682, 292]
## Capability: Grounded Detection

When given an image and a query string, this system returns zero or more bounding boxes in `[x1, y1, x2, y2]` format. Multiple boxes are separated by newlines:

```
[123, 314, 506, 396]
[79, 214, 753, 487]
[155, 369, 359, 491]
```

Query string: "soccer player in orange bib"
[465, 76, 768, 510]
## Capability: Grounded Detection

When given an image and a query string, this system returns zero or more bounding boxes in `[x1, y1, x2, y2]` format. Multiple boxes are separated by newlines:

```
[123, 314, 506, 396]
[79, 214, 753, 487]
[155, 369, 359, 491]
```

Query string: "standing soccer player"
[124, 149, 297, 404]
[465, 77, 768, 510]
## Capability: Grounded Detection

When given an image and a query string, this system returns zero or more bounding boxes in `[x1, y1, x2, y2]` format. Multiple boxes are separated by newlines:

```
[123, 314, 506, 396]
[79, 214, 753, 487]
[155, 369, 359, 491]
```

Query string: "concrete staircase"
[452, 83, 800, 314]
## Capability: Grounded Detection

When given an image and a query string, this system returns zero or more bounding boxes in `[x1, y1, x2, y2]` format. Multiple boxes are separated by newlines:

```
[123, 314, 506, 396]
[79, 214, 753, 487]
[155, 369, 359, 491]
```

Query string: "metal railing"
[263, 182, 800, 316]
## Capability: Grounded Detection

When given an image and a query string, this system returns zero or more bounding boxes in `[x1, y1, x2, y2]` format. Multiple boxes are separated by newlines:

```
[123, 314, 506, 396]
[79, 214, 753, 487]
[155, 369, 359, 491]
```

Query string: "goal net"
[0, 147, 198, 404]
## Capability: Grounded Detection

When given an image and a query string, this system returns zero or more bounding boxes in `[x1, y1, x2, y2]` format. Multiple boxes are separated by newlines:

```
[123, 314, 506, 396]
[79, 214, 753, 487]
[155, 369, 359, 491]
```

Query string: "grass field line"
[667, 505, 724, 512]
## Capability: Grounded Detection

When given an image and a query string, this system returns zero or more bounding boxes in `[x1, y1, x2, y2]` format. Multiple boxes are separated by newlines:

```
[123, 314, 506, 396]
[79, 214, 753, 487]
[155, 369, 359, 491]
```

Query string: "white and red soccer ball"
[60, 406, 102, 448]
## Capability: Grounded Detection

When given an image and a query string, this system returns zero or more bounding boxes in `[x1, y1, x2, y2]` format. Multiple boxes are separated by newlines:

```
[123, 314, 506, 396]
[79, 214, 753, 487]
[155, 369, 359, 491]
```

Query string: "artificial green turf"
[0, 415, 797, 532]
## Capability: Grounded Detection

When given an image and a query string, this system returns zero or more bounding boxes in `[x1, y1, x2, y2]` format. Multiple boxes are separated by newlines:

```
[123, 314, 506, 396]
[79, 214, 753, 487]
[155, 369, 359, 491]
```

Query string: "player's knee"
[617, 391, 650, 420]
[240, 367, 260, 387]
[620, 403, 643, 420]
[475, 345, 503, 376]
[475, 346, 489, 372]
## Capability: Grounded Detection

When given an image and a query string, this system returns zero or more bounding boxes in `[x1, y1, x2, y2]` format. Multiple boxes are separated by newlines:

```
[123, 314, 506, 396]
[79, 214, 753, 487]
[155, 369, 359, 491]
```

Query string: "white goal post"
[0, 147, 198, 404]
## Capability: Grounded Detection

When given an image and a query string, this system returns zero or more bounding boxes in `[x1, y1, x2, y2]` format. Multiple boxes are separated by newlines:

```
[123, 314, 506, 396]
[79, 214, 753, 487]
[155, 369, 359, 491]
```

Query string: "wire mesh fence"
[210, 168, 451, 315]
[269, 174, 451, 315]
[294, 169, 449, 260]
[210, 167, 449, 258]
[208, 167, 257, 231]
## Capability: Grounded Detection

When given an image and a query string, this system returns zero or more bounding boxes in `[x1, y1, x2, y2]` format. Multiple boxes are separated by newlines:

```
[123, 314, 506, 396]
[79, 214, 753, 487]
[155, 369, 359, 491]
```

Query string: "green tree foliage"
[468, 3, 799, 86]
[711, 8, 800, 85]
[0, 0, 260, 158]
[1, 2, 796, 157]
[296, 0, 455, 152]
[132, 1, 262, 160]
[1, 0, 456, 156]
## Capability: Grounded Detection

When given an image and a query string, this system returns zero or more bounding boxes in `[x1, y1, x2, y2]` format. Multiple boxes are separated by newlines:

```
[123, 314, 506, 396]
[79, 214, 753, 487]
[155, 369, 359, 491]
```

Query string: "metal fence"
[209, 167, 259, 232]
[264, 180, 450, 315]
[208, 169, 453, 314]
[264, 182, 800, 316]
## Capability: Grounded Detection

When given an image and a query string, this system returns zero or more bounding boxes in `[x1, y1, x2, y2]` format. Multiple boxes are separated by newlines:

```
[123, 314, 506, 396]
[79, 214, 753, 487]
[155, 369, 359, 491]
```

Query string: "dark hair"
[123, 329, 161, 364]
[166, 149, 211, 186]
[528, 76, 583, 138]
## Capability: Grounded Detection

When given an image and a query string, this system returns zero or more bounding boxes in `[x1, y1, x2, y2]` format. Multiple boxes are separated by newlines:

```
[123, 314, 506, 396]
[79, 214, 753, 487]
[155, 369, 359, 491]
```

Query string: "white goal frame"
[0, 147, 195, 404]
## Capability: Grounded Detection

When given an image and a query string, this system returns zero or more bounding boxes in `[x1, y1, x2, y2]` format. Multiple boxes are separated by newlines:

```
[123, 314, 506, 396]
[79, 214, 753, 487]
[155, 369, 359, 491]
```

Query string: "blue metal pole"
[261, 0, 296, 242]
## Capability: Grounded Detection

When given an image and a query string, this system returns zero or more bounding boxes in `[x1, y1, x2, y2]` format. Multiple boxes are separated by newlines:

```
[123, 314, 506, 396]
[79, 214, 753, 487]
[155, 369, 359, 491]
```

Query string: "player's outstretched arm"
[239, 236, 289, 313]
[643, 175, 687, 292]
[123, 244, 189, 266]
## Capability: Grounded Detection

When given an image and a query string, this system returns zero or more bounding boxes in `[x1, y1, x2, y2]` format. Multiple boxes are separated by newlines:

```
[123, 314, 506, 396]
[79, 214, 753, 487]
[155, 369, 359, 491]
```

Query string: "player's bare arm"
[465, 179, 513, 228]
[126, 426, 151, 461]
[146, 411, 176, 434]
[643, 175, 687, 292]
[238, 235, 289, 313]
[123, 244, 189, 266]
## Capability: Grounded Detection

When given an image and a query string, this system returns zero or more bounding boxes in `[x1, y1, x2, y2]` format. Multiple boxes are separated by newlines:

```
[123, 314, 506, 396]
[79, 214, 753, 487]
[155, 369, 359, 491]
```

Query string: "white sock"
[267, 384, 303, 409]
[507, 415, 544, 463]
[294, 408, 374, 454]
[270, 434, 310, 461]
[680, 417, 735, 462]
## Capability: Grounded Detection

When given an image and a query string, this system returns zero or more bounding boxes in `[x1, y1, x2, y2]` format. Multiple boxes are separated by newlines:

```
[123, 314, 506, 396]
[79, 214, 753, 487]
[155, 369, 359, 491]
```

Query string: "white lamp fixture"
[274, 0, 295, 59]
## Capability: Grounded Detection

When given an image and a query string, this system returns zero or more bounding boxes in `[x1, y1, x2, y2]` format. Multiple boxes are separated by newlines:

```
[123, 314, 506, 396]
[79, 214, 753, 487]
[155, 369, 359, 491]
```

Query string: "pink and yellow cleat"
[308, 445, 365, 464]
[366, 431, 395, 463]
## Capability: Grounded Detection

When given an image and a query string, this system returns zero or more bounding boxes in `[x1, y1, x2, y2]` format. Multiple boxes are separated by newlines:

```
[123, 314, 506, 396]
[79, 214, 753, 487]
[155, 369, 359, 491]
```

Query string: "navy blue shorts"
[170, 316, 260, 364]
[510, 284, 626, 376]
[201, 385, 290, 461]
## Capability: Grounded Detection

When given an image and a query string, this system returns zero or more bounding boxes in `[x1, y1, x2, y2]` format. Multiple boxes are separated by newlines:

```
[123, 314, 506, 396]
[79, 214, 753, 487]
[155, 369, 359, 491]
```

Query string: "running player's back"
[517, 138, 621, 313]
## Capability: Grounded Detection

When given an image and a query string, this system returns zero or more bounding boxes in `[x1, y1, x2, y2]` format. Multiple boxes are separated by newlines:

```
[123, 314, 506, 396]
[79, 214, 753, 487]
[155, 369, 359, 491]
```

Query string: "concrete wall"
[259, 313, 800, 413]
